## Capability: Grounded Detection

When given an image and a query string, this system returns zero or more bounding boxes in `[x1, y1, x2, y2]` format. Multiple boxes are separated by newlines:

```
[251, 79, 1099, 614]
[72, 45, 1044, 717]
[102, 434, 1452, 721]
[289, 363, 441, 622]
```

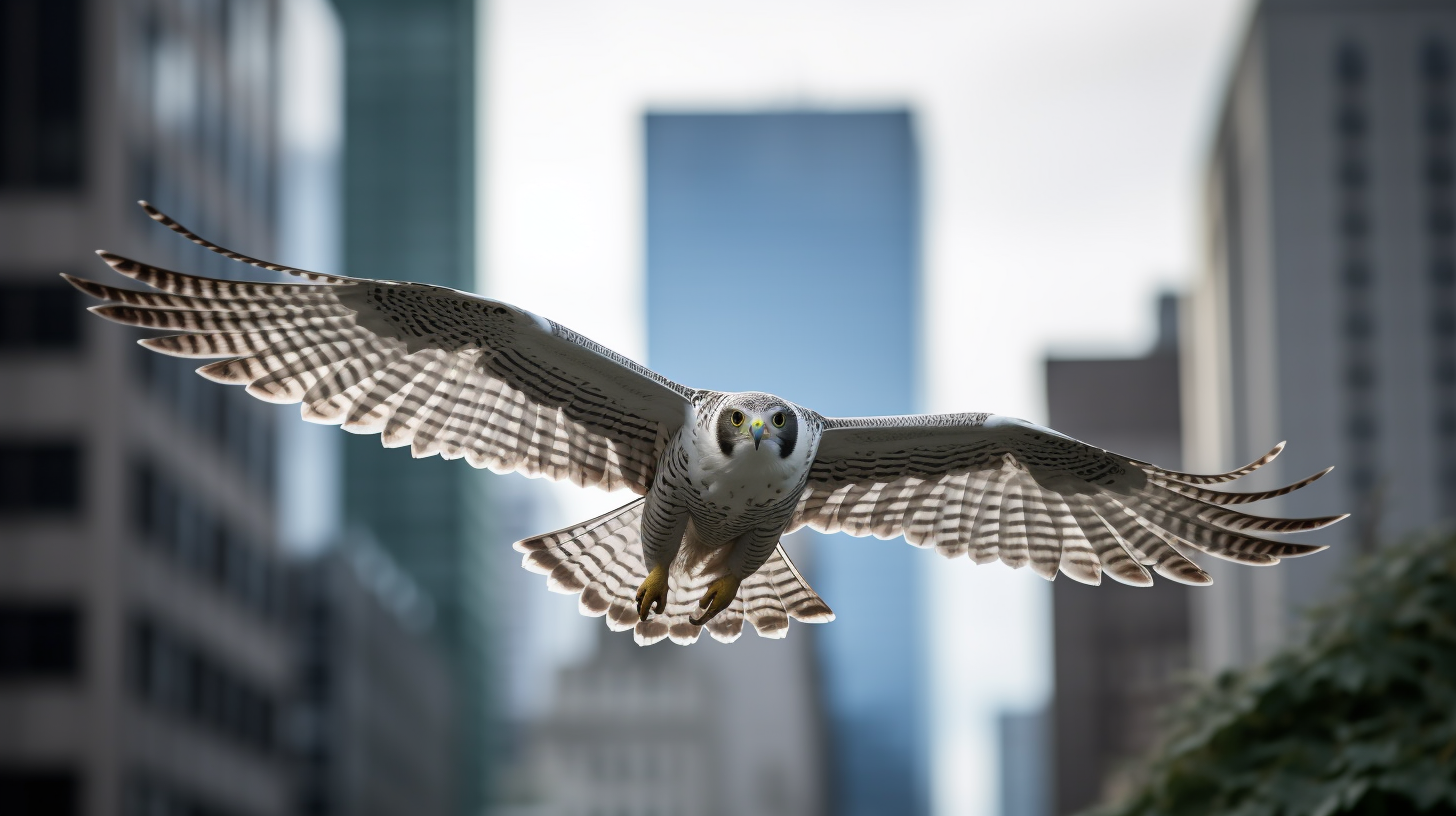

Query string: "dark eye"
[772, 412, 786, 428]
[730, 411, 745, 427]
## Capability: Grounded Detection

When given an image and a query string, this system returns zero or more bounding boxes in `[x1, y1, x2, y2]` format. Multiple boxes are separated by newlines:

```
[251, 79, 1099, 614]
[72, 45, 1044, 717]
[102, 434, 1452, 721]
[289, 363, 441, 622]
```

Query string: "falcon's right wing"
[792, 413, 1345, 586]
[68, 202, 694, 495]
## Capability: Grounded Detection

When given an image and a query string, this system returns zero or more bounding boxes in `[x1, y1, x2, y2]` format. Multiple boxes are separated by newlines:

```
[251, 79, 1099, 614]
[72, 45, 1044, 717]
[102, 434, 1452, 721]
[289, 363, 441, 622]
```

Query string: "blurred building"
[0, 0, 299, 814]
[1045, 295, 1195, 814]
[642, 110, 926, 816]
[527, 631, 722, 816]
[328, 2, 498, 813]
[291, 538, 457, 816]
[1187, 0, 1456, 672]
[997, 707, 1050, 816]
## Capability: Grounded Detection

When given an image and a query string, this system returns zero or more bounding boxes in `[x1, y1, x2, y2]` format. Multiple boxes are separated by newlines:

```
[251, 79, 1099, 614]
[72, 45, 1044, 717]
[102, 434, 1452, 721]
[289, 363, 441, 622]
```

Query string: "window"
[1424, 40, 1451, 83]
[1433, 258, 1455, 285]
[130, 458, 280, 622]
[1435, 309, 1456, 337]
[0, 283, 81, 351]
[130, 618, 277, 754]
[1337, 159, 1366, 190]
[1340, 208, 1370, 238]
[0, 604, 80, 679]
[1344, 311, 1374, 340]
[0, 442, 82, 515]
[1336, 42, 1365, 85]
[1427, 104, 1452, 136]
[0, 0, 84, 190]
[1428, 156, 1453, 187]
[0, 768, 80, 816]
[1432, 207, 1455, 237]
[1335, 106, 1366, 138]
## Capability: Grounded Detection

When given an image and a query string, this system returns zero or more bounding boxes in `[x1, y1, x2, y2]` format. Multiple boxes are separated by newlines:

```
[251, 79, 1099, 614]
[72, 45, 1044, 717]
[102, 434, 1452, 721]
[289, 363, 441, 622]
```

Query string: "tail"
[515, 500, 835, 646]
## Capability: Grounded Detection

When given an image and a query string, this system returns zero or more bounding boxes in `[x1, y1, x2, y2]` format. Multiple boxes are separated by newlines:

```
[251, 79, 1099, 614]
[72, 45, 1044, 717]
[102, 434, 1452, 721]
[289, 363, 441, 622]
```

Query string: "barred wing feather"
[68, 202, 694, 495]
[792, 413, 1346, 586]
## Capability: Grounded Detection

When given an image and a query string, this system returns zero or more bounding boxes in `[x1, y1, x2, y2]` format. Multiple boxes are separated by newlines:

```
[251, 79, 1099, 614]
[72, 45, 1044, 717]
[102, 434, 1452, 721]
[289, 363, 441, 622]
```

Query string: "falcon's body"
[72, 203, 1349, 646]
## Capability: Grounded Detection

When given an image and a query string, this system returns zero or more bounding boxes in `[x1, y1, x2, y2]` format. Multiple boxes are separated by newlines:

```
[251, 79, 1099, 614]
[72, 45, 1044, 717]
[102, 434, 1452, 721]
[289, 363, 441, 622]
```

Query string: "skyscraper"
[644, 110, 927, 816]
[1188, 0, 1456, 671]
[0, 1, 305, 813]
[329, 2, 495, 813]
[1045, 296, 1194, 814]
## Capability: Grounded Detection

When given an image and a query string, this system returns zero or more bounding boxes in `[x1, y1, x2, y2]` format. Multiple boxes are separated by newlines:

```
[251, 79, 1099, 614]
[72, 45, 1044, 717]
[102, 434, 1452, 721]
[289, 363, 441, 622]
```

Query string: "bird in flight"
[71, 202, 1347, 646]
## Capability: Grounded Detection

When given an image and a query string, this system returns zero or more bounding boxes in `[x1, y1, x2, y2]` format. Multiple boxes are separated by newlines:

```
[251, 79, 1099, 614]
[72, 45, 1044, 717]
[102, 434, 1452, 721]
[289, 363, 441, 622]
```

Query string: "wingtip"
[95, 250, 127, 268]
[61, 273, 104, 299]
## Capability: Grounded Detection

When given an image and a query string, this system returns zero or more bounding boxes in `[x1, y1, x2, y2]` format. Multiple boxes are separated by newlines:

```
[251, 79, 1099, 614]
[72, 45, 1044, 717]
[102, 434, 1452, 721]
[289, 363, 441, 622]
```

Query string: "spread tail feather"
[515, 501, 834, 645]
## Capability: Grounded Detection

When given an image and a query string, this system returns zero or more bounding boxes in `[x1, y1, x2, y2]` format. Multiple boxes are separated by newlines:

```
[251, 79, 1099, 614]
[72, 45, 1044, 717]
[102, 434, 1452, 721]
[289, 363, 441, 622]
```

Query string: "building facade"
[526, 631, 723, 816]
[292, 539, 457, 816]
[0, 0, 297, 813]
[1188, 0, 1456, 672]
[328, 2, 496, 813]
[1045, 296, 1195, 814]
[643, 110, 926, 816]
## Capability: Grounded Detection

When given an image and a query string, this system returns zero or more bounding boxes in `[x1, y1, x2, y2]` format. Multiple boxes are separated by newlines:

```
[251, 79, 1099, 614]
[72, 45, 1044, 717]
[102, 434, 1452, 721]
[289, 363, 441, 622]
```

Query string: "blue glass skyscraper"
[645, 110, 927, 816]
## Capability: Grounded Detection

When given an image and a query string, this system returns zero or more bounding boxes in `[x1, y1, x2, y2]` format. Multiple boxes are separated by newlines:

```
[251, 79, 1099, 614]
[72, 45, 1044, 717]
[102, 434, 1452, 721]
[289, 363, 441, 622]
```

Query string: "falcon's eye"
[730, 411, 745, 427]
[772, 412, 786, 428]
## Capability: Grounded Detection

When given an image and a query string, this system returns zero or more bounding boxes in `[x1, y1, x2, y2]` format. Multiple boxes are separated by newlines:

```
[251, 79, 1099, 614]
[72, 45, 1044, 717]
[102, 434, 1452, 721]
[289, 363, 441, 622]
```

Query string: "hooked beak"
[751, 418, 766, 449]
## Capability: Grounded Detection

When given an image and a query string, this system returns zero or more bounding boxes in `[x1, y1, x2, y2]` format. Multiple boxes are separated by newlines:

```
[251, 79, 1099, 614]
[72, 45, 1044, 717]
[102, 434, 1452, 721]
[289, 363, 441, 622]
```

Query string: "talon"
[635, 564, 669, 621]
[689, 574, 742, 626]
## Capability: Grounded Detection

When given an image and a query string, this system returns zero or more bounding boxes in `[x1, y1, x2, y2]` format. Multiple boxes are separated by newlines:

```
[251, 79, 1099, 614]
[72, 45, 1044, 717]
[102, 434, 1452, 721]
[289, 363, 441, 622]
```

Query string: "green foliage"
[1101, 535, 1456, 816]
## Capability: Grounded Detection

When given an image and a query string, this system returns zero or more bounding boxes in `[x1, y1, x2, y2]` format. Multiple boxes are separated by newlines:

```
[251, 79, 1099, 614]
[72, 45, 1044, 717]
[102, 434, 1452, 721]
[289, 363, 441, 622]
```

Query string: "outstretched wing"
[69, 202, 694, 495]
[791, 413, 1346, 586]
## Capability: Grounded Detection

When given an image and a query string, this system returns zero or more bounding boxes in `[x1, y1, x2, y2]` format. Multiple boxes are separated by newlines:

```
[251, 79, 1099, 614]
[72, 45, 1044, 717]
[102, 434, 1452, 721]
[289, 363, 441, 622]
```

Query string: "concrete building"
[1045, 296, 1195, 814]
[0, 0, 300, 813]
[291, 538, 457, 816]
[642, 110, 925, 816]
[328, 2, 497, 813]
[1187, 0, 1456, 672]
[527, 631, 723, 816]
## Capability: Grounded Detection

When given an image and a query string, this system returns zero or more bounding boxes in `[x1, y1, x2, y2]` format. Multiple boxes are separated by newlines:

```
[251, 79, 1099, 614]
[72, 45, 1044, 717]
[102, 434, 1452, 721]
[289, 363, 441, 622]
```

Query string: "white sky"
[482, 2, 1252, 813]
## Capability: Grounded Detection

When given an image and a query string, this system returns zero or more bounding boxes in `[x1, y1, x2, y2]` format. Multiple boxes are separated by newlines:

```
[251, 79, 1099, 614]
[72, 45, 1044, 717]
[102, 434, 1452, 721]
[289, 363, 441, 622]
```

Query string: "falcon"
[70, 202, 1348, 646]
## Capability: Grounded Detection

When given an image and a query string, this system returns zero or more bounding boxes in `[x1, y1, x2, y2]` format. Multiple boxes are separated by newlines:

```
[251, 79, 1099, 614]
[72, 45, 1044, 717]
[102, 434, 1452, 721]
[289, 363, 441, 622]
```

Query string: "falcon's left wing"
[791, 413, 1345, 586]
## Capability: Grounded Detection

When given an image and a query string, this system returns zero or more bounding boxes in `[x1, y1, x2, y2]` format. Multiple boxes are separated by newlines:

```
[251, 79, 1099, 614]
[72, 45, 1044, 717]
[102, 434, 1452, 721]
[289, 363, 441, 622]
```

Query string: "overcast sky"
[483, 2, 1252, 813]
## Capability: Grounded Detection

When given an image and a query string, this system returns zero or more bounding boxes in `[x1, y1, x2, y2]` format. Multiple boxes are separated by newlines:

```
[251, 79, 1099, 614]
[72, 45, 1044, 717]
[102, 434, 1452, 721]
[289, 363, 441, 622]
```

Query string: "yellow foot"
[689, 574, 742, 626]
[635, 564, 669, 621]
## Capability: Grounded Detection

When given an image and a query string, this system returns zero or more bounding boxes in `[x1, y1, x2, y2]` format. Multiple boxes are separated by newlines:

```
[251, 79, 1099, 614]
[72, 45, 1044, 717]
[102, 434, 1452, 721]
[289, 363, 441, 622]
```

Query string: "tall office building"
[292, 538, 458, 816]
[1045, 296, 1194, 814]
[644, 110, 926, 816]
[0, 0, 299, 813]
[1188, 0, 1456, 671]
[329, 2, 496, 813]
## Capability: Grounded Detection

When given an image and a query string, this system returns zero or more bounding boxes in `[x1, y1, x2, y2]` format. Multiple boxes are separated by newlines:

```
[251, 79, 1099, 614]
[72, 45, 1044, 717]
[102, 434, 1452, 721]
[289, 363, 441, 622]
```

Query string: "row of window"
[0, 768, 78, 816]
[133, 347, 277, 499]
[0, 768, 264, 816]
[0, 0, 84, 191]
[1336, 39, 1451, 84]
[0, 442, 82, 515]
[130, 618, 279, 755]
[126, 773, 260, 816]
[0, 283, 83, 351]
[133, 0, 279, 238]
[132, 459, 283, 623]
[1333, 43, 1382, 497]
[1422, 39, 1456, 499]
[0, 604, 80, 680]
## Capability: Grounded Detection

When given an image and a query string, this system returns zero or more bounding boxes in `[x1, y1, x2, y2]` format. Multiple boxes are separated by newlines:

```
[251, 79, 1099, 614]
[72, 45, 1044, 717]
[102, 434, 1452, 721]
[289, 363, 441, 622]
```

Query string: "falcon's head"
[716, 393, 799, 459]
